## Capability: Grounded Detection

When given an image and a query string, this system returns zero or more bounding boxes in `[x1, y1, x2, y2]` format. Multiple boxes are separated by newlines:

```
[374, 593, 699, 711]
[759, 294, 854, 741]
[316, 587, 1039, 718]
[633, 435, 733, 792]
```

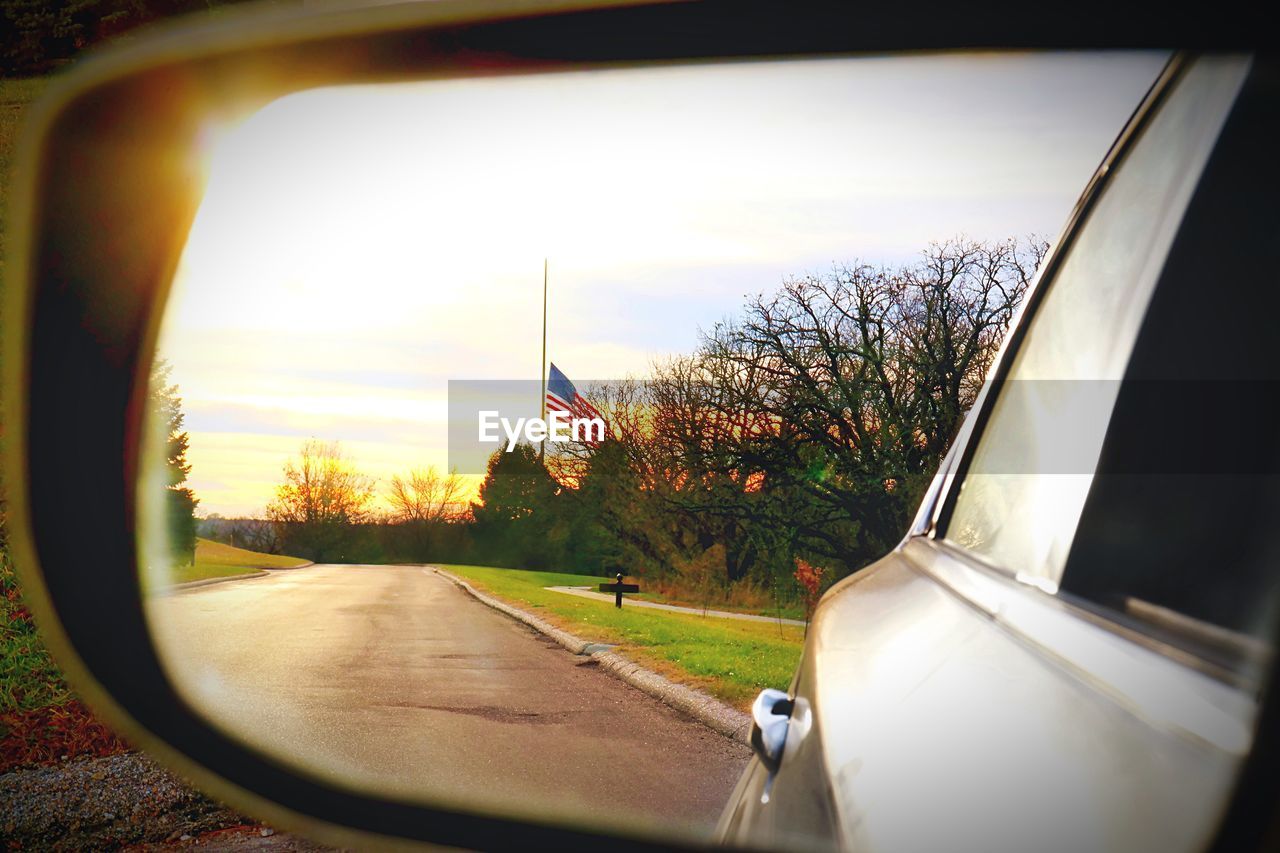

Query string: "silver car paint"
[718, 538, 1250, 852]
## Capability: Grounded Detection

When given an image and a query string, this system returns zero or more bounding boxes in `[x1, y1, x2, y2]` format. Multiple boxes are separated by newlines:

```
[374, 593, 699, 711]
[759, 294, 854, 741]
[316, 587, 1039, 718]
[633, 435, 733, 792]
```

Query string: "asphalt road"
[144, 565, 751, 841]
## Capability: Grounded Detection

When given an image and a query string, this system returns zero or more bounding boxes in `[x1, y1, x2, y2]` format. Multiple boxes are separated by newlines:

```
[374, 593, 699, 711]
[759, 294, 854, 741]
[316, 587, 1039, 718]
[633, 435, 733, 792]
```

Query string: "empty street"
[144, 565, 750, 840]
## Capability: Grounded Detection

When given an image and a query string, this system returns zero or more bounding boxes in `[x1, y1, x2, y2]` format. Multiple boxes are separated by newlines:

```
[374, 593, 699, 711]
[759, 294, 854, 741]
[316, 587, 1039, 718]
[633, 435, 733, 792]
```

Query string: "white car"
[719, 51, 1280, 853]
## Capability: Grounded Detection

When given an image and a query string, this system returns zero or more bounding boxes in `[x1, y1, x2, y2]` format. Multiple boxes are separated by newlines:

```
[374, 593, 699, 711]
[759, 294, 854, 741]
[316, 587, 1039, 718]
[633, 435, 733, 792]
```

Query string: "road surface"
[144, 565, 751, 841]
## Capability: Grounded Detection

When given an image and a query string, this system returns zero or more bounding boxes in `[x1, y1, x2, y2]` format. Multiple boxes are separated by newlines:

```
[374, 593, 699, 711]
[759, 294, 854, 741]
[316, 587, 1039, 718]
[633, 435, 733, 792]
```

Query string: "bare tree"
[233, 517, 283, 555]
[387, 466, 466, 524]
[266, 439, 374, 561]
[584, 236, 1046, 584]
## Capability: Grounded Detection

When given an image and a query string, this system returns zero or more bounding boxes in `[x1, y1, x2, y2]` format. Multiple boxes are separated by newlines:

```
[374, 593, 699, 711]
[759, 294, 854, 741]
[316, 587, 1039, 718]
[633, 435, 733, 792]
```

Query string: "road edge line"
[431, 567, 752, 745]
[163, 570, 269, 592]
[261, 560, 315, 570]
[161, 561, 316, 593]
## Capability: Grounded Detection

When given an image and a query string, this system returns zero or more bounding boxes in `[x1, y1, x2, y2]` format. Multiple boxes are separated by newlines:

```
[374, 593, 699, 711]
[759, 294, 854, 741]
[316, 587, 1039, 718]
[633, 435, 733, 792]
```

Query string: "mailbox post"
[599, 571, 640, 608]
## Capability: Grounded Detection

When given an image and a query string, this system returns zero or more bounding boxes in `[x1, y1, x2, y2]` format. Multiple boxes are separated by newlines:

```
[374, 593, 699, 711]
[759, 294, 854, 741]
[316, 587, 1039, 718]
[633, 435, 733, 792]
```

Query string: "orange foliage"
[794, 558, 826, 622]
[0, 700, 131, 773]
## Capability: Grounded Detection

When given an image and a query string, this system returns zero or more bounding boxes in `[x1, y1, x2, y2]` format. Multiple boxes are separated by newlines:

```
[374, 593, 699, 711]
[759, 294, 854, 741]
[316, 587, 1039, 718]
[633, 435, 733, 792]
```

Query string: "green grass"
[0, 625, 73, 713]
[1, 77, 61, 716]
[1, 566, 74, 714]
[163, 538, 309, 585]
[440, 565, 805, 710]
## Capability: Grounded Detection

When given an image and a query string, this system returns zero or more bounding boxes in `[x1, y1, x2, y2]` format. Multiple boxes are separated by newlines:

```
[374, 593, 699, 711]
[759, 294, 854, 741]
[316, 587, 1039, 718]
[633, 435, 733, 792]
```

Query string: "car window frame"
[917, 52, 1274, 689]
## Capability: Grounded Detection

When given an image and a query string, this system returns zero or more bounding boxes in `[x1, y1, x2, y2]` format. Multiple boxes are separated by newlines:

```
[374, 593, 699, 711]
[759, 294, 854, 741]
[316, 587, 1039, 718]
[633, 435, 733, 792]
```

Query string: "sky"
[155, 50, 1169, 518]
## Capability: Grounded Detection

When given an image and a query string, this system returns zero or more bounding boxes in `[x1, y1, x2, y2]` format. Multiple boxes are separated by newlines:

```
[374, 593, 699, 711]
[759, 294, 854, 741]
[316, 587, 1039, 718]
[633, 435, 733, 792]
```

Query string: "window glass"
[944, 56, 1251, 589]
[1059, 54, 1279, 661]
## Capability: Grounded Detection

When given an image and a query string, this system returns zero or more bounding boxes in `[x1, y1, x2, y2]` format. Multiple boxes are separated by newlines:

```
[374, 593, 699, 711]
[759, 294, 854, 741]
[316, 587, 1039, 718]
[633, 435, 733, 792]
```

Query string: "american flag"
[546, 363, 605, 437]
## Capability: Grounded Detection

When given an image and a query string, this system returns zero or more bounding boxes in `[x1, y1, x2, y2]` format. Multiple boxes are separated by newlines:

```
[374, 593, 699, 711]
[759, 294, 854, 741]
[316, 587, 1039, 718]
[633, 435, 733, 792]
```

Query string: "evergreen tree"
[150, 359, 198, 565]
[470, 444, 559, 569]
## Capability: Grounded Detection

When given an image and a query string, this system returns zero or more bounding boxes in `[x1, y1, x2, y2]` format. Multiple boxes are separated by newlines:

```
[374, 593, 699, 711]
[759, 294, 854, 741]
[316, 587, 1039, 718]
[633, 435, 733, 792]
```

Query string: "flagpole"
[539, 258, 548, 463]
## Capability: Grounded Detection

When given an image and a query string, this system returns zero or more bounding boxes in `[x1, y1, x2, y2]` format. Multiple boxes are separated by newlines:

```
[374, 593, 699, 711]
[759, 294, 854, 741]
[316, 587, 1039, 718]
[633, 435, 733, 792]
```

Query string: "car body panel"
[719, 541, 1247, 851]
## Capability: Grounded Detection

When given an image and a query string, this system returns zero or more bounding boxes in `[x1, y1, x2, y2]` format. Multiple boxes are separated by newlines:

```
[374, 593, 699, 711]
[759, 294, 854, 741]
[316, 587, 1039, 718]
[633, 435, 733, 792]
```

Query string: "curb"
[164, 570, 269, 592]
[431, 567, 753, 745]
[163, 561, 315, 593]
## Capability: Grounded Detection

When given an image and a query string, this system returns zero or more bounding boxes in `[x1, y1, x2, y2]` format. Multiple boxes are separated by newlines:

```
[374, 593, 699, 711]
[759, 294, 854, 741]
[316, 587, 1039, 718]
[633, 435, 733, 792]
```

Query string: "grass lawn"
[162, 538, 310, 585]
[1, 574, 73, 715]
[439, 565, 805, 711]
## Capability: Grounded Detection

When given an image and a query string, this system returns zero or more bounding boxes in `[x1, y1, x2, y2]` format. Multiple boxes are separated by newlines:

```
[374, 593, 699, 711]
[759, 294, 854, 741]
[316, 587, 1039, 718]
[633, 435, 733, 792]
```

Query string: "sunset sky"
[155, 51, 1168, 517]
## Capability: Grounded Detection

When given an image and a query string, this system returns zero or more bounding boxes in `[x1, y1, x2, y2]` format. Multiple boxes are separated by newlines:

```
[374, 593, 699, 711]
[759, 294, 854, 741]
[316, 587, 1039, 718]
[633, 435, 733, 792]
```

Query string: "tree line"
[202, 237, 1044, 603]
[203, 439, 473, 564]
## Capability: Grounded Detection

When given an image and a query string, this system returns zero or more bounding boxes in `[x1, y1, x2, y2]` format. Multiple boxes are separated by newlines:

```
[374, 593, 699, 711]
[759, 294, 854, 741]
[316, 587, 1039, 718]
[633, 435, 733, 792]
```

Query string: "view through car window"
[136, 51, 1169, 841]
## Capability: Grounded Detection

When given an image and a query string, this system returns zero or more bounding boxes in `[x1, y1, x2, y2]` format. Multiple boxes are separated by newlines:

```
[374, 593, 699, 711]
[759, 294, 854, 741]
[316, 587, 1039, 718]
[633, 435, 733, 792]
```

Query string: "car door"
[718, 51, 1279, 853]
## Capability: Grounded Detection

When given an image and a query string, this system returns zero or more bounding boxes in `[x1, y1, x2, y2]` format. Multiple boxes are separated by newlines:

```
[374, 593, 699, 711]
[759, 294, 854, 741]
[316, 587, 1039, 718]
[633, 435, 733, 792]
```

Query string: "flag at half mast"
[546, 363, 605, 438]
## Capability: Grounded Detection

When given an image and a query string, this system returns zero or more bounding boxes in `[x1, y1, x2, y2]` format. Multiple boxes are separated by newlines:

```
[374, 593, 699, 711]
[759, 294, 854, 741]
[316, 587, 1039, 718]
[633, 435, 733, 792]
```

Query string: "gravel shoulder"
[0, 751, 331, 850]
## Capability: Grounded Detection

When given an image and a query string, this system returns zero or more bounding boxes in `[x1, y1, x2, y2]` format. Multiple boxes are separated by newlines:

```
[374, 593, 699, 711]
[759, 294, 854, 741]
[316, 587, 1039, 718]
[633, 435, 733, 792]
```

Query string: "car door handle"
[750, 688, 794, 775]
